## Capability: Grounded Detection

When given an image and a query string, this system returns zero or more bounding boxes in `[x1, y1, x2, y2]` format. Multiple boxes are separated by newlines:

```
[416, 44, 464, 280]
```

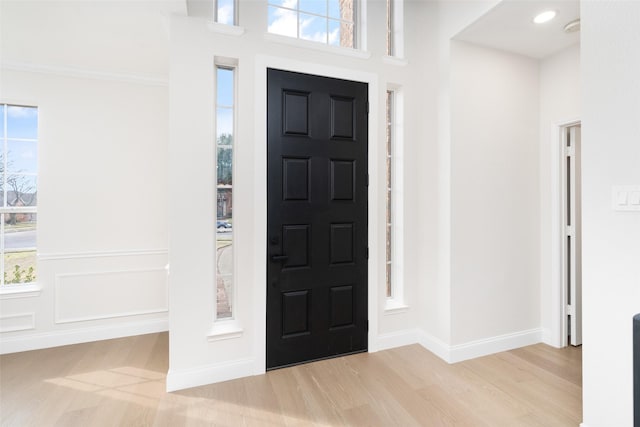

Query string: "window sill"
[0, 283, 42, 300]
[208, 320, 243, 342]
[263, 33, 371, 60]
[382, 56, 409, 67]
[206, 21, 246, 36]
[384, 299, 409, 315]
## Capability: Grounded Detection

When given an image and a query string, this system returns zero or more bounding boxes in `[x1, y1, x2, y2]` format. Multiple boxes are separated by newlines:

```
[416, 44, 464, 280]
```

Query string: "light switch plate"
[612, 185, 640, 211]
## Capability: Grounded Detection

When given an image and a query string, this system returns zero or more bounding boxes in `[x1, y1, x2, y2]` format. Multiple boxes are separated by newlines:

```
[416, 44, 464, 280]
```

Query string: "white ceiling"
[454, 0, 580, 59]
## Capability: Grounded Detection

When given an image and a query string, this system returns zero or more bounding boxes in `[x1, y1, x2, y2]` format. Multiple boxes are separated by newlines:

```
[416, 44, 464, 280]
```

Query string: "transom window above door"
[267, 0, 357, 48]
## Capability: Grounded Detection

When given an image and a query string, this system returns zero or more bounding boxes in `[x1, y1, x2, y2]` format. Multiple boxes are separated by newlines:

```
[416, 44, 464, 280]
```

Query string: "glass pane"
[6, 175, 37, 207]
[216, 68, 234, 107]
[215, 64, 234, 320]
[4, 213, 37, 285]
[0, 104, 5, 135]
[386, 263, 392, 297]
[7, 140, 38, 174]
[216, 186, 233, 319]
[268, 6, 298, 38]
[300, 13, 327, 43]
[386, 157, 391, 188]
[328, 19, 353, 47]
[328, 0, 341, 19]
[386, 224, 392, 262]
[386, 223, 392, 298]
[299, 0, 326, 15]
[387, 190, 391, 225]
[216, 108, 233, 140]
[6, 106, 37, 139]
[216, 0, 235, 25]
[217, 147, 233, 185]
[328, 19, 340, 46]
[216, 234, 233, 319]
[0, 174, 4, 208]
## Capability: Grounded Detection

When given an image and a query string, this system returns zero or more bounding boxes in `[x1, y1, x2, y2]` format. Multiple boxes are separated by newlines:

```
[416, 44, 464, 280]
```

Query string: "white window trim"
[208, 321, 243, 341]
[263, 33, 371, 59]
[207, 21, 245, 36]
[384, 87, 407, 314]
[382, 56, 409, 67]
[0, 283, 41, 299]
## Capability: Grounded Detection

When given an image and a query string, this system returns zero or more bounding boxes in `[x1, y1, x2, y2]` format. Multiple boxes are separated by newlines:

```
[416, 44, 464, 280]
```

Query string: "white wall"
[538, 45, 580, 346]
[416, 0, 500, 358]
[0, 2, 171, 353]
[581, 1, 640, 426]
[167, 0, 428, 390]
[449, 41, 541, 350]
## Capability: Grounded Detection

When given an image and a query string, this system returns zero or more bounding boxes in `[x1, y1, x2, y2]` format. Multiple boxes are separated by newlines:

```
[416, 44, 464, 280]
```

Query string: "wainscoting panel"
[55, 268, 168, 324]
[0, 313, 35, 333]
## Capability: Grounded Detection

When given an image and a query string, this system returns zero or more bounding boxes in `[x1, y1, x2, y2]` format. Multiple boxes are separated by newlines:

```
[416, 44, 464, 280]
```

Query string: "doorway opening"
[560, 122, 582, 347]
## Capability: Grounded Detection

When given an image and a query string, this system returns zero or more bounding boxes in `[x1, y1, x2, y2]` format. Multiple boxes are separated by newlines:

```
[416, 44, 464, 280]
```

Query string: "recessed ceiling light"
[533, 10, 557, 24]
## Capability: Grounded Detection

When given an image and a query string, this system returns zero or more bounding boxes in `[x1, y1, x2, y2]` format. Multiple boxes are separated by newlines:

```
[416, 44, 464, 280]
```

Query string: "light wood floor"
[0, 333, 582, 426]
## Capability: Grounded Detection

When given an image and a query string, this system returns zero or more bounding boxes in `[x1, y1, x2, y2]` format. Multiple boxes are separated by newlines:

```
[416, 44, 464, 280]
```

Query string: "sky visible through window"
[216, 68, 234, 139]
[268, 0, 355, 47]
[3, 106, 38, 139]
[216, 0, 235, 25]
[2, 106, 38, 208]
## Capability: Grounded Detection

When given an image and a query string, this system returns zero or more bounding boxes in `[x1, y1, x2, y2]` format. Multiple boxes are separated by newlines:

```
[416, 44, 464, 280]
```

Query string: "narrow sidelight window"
[385, 90, 393, 297]
[0, 104, 38, 286]
[385, 87, 404, 307]
[215, 65, 235, 319]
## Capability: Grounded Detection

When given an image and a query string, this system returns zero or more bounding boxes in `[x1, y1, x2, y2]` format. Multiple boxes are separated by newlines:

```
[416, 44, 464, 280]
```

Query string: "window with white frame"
[267, 0, 357, 48]
[0, 104, 38, 286]
[215, 0, 236, 25]
[215, 64, 235, 320]
[385, 88, 404, 306]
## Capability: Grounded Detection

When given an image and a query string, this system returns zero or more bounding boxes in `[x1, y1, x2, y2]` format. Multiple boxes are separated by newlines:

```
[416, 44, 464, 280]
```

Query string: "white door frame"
[251, 55, 381, 376]
[549, 118, 581, 348]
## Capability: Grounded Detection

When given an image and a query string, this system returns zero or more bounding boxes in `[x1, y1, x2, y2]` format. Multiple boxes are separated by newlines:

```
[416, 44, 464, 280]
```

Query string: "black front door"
[266, 69, 368, 369]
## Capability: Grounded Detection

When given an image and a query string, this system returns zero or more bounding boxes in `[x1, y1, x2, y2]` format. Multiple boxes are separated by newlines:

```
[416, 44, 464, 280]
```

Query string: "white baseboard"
[541, 327, 564, 348]
[0, 317, 168, 355]
[416, 330, 452, 362]
[375, 328, 542, 366]
[448, 328, 543, 363]
[166, 358, 255, 392]
[375, 328, 420, 351]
